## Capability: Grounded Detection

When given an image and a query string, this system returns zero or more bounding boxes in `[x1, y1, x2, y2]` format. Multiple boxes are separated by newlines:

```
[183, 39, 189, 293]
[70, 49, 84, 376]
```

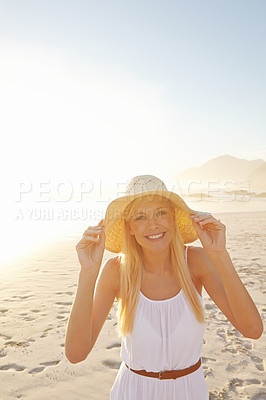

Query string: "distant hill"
[245, 162, 266, 192]
[176, 155, 265, 192]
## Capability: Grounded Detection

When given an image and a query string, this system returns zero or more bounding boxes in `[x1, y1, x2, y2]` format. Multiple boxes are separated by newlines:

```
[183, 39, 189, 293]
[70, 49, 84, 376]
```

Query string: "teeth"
[147, 233, 164, 239]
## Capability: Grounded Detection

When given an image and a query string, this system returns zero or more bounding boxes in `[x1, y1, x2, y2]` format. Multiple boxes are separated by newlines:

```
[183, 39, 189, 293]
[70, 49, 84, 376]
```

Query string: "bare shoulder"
[102, 255, 121, 273]
[187, 245, 225, 285]
[186, 246, 209, 294]
[99, 255, 121, 298]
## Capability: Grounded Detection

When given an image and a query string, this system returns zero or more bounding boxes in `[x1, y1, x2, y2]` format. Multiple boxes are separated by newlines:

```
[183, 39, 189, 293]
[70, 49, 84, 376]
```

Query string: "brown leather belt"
[125, 358, 201, 380]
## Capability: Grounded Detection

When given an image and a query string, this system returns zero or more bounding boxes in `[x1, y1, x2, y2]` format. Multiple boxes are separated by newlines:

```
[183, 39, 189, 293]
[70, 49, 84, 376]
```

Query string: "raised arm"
[65, 220, 119, 364]
[189, 212, 263, 339]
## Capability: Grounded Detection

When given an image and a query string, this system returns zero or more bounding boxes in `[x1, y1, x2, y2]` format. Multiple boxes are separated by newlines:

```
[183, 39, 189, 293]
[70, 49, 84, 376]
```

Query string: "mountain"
[176, 155, 265, 192]
[245, 162, 266, 192]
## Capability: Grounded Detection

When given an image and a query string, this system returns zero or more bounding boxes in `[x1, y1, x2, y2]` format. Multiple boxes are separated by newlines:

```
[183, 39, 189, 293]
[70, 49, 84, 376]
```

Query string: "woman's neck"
[140, 245, 186, 274]
[141, 248, 172, 275]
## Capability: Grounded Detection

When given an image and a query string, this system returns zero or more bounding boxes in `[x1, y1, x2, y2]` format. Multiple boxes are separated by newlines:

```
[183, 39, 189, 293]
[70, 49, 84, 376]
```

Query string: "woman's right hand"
[75, 219, 105, 273]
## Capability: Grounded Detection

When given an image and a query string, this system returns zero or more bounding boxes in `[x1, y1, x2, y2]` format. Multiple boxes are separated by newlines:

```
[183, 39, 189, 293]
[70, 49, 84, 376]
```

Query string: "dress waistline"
[125, 358, 201, 380]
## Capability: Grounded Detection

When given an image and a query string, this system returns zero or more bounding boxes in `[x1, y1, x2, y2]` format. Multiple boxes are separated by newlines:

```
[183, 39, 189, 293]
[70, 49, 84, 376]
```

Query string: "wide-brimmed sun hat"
[103, 175, 199, 253]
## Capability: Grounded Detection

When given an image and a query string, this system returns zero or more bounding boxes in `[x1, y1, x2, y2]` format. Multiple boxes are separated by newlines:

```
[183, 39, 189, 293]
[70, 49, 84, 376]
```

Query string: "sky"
[0, 0, 266, 263]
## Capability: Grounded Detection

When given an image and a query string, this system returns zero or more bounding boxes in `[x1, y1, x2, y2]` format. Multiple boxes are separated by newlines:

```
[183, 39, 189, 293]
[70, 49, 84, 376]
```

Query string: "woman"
[65, 175, 263, 399]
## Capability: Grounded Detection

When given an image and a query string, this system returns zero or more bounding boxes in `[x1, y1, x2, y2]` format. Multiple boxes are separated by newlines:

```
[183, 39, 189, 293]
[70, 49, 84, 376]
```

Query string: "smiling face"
[127, 196, 176, 253]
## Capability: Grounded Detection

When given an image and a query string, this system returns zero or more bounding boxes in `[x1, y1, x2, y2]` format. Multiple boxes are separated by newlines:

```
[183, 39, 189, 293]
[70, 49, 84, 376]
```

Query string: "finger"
[84, 225, 104, 238]
[86, 224, 103, 230]
[83, 235, 100, 242]
[197, 217, 218, 225]
[191, 214, 215, 222]
[190, 219, 204, 233]
[76, 235, 99, 250]
[192, 211, 211, 217]
[83, 228, 103, 235]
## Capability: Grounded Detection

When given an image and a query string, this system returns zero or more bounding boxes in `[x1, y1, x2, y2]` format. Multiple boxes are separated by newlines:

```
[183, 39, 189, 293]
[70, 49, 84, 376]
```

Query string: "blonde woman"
[65, 175, 263, 399]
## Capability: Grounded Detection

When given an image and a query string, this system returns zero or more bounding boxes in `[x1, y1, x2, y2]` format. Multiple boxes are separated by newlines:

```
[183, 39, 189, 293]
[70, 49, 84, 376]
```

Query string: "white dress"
[110, 246, 209, 400]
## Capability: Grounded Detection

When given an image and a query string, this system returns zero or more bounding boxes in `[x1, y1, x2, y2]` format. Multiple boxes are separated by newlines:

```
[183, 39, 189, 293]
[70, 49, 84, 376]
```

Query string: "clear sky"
[0, 0, 266, 264]
[1, 0, 265, 185]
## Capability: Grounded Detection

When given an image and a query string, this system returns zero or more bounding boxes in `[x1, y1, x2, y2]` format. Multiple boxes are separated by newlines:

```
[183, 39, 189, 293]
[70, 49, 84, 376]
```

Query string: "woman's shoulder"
[187, 245, 206, 258]
[186, 245, 206, 282]
[104, 255, 122, 270]
[102, 255, 121, 297]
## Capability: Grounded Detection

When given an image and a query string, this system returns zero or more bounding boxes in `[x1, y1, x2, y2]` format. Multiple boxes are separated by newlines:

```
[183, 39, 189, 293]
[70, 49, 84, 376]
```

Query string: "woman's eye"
[135, 215, 145, 220]
[134, 210, 167, 220]
[157, 210, 166, 216]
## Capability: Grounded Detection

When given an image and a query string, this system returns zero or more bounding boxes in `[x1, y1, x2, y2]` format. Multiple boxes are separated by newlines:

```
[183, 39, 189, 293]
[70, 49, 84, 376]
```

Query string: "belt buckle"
[158, 371, 163, 380]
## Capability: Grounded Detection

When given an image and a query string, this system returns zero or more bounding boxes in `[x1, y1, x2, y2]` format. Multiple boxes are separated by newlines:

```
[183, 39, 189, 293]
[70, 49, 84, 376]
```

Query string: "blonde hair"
[116, 195, 204, 336]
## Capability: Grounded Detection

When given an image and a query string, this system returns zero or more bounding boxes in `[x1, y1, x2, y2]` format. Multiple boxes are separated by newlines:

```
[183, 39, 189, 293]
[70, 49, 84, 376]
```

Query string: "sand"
[0, 211, 265, 400]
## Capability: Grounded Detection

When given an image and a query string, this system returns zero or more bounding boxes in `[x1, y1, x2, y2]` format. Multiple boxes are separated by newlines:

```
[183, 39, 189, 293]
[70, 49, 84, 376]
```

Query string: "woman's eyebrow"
[134, 207, 168, 215]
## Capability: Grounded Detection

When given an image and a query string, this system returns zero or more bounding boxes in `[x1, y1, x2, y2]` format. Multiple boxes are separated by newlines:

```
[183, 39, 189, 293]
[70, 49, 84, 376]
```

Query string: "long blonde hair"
[117, 195, 204, 337]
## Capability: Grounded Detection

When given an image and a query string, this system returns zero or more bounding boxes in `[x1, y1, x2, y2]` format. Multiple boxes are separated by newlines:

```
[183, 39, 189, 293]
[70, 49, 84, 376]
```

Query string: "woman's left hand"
[189, 212, 226, 254]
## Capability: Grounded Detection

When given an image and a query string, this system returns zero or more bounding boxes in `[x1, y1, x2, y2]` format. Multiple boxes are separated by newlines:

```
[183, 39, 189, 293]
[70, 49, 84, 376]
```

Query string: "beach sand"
[0, 211, 265, 399]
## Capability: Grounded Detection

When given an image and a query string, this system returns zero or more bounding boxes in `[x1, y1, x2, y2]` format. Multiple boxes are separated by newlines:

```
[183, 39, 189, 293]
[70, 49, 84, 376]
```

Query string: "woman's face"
[128, 197, 175, 252]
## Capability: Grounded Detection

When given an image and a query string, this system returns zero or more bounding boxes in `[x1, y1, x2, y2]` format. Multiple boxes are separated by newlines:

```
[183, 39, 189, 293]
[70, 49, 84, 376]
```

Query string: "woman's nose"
[147, 217, 159, 229]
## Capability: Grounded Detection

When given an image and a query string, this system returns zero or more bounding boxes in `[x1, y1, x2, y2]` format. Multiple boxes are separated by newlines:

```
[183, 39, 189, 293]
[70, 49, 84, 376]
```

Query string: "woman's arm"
[189, 213, 263, 339]
[65, 257, 118, 363]
[65, 219, 119, 364]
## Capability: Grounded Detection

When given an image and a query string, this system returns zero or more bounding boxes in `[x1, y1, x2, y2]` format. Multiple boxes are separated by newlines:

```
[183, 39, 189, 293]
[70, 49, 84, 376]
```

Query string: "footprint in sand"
[18, 295, 33, 300]
[227, 378, 265, 399]
[250, 392, 266, 400]
[202, 356, 216, 363]
[56, 291, 73, 296]
[40, 360, 60, 366]
[0, 363, 25, 372]
[28, 361, 60, 374]
[4, 340, 18, 346]
[245, 379, 261, 385]
[29, 366, 45, 374]
[225, 364, 236, 372]
[243, 340, 253, 350]
[55, 301, 72, 306]
[57, 315, 66, 320]
[251, 355, 265, 372]
[0, 333, 12, 341]
[106, 342, 121, 350]
[22, 316, 35, 321]
[40, 327, 53, 338]
[102, 360, 121, 369]
[203, 366, 214, 377]
[5, 340, 29, 348]
[228, 377, 244, 392]
[216, 328, 226, 340]
[205, 304, 216, 310]
[228, 377, 265, 397]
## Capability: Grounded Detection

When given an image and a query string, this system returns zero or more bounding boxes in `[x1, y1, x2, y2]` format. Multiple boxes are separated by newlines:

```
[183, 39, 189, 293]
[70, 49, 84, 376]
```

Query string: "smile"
[146, 232, 166, 241]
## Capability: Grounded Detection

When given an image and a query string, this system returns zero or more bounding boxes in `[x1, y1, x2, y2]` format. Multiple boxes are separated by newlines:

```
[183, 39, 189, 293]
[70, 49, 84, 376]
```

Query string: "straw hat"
[103, 175, 199, 253]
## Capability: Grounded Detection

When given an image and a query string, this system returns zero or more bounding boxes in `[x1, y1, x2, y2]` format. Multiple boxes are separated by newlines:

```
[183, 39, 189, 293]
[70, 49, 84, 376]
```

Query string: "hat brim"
[103, 190, 199, 253]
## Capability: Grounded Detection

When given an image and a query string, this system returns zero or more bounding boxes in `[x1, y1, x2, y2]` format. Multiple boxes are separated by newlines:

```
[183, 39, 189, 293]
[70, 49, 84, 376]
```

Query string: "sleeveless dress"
[110, 246, 209, 399]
